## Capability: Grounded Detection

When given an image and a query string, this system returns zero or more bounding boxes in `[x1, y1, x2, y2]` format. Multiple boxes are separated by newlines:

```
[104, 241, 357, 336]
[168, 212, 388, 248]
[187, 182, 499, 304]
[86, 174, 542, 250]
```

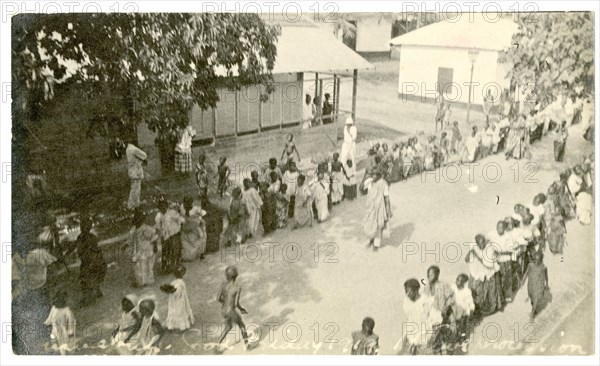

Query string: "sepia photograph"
[2, 1, 599, 363]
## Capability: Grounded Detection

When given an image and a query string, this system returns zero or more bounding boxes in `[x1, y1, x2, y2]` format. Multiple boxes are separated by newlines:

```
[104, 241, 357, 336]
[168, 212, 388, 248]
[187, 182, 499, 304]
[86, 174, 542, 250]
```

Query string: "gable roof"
[389, 15, 518, 52]
[264, 15, 374, 74]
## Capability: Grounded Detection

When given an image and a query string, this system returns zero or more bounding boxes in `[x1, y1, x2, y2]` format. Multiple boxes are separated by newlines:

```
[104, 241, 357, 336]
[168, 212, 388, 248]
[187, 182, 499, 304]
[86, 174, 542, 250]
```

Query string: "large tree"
[12, 13, 280, 134]
[499, 12, 594, 109]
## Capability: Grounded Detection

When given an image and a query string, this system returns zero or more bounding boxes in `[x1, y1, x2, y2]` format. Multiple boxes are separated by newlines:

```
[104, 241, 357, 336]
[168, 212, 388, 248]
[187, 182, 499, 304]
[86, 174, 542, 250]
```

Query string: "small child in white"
[160, 265, 195, 331]
[112, 294, 140, 345]
[452, 273, 475, 352]
[44, 290, 76, 355]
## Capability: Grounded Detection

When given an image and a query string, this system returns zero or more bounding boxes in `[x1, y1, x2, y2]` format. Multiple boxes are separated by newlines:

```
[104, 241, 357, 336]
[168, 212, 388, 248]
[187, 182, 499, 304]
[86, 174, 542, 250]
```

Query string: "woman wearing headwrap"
[112, 294, 140, 346]
[546, 185, 567, 254]
[117, 297, 164, 355]
[362, 167, 392, 252]
[128, 210, 159, 287]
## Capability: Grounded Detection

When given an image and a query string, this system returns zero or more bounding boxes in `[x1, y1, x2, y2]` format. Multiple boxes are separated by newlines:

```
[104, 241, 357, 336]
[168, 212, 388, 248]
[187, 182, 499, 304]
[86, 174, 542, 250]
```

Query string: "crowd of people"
[11, 91, 595, 355]
[399, 151, 595, 355]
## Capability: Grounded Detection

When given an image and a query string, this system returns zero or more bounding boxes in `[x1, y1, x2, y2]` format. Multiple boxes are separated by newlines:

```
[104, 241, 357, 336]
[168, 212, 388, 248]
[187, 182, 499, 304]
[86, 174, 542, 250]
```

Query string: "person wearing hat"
[362, 166, 392, 252]
[341, 116, 357, 174]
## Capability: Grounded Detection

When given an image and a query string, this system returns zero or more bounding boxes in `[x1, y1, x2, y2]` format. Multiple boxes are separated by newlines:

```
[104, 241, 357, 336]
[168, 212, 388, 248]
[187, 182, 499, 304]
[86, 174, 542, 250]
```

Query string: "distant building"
[137, 15, 372, 146]
[389, 16, 518, 107]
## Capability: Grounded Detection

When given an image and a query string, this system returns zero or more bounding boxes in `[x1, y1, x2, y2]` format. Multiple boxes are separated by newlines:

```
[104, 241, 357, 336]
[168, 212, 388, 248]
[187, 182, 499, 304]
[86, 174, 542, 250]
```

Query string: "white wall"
[356, 17, 392, 52]
[397, 45, 509, 105]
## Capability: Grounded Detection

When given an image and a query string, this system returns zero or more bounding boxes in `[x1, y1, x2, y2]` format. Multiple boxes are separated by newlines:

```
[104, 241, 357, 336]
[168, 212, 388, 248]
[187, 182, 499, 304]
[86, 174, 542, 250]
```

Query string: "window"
[437, 67, 454, 95]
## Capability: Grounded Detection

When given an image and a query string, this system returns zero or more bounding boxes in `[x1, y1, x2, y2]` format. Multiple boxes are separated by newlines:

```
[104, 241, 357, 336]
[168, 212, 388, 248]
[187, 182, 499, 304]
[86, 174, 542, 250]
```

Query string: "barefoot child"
[161, 265, 195, 331]
[217, 265, 250, 351]
[44, 290, 76, 355]
[224, 187, 248, 246]
[281, 133, 301, 169]
[351, 317, 379, 355]
[451, 121, 462, 155]
[526, 252, 549, 321]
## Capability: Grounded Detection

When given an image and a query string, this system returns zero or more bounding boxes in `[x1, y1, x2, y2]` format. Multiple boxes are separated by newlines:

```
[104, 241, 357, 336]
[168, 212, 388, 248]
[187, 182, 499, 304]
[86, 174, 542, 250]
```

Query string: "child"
[155, 199, 184, 274]
[343, 159, 357, 200]
[195, 155, 209, 205]
[330, 153, 344, 204]
[275, 183, 290, 228]
[217, 265, 250, 351]
[281, 133, 301, 169]
[112, 294, 140, 345]
[224, 187, 248, 246]
[351, 317, 379, 355]
[44, 290, 76, 355]
[526, 252, 549, 321]
[217, 156, 230, 198]
[451, 274, 475, 352]
[443, 102, 452, 127]
[313, 171, 330, 223]
[180, 196, 207, 261]
[283, 161, 299, 218]
[439, 132, 450, 164]
[161, 265, 195, 331]
[451, 121, 462, 155]
[127, 298, 165, 355]
[261, 179, 277, 235]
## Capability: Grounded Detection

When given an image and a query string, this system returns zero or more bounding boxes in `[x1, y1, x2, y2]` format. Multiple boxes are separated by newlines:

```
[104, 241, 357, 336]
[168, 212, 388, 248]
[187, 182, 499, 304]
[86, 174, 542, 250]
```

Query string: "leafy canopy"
[499, 12, 594, 109]
[12, 13, 281, 133]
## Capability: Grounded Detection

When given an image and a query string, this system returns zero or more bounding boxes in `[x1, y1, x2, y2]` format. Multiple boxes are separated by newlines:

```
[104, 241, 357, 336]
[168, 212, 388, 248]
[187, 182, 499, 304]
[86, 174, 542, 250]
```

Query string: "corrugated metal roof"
[389, 15, 518, 52]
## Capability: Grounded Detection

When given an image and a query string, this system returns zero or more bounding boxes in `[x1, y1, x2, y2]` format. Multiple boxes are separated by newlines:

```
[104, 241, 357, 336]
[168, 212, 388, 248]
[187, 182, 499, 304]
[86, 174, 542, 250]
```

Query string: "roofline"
[389, 43, 505, 53]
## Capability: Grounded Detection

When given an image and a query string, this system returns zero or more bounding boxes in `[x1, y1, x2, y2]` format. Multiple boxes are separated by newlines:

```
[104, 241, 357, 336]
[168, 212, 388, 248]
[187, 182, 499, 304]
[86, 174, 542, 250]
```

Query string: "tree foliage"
[12, 13, 280, 134]
[499, 12, 594, 109]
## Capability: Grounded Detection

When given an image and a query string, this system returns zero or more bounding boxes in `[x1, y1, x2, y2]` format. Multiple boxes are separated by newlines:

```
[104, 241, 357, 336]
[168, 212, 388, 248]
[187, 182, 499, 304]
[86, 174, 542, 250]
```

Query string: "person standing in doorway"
[322, 93, 333, 124]
[126, 142, 148, 210]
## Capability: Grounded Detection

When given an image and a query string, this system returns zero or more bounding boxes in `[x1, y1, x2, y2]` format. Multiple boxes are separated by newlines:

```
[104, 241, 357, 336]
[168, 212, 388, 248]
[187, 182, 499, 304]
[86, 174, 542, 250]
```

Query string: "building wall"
[356, 17, 392, 53]
[138, 74, 304, 147]
[397, 45, 509, 106]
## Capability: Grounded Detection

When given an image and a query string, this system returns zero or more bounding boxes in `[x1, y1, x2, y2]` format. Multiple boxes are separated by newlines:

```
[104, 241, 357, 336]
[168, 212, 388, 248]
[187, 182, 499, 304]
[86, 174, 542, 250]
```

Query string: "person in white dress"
[402, 278, 441, 355]
[341, 117, 357, 167]
[44, 290, 76, 355]
[161, 265, 195, 331]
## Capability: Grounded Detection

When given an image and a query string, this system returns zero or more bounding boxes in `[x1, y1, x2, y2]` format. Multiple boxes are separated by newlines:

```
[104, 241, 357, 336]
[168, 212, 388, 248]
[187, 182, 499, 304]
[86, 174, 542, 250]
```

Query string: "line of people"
[399, 152, 594, 355]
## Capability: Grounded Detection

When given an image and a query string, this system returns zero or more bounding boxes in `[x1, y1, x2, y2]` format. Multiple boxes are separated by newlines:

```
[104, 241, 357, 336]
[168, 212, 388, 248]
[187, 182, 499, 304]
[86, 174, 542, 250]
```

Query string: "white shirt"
[302, 102, 314, 128]
[452, 284, 475, 317]
[126, 144, 147, 180]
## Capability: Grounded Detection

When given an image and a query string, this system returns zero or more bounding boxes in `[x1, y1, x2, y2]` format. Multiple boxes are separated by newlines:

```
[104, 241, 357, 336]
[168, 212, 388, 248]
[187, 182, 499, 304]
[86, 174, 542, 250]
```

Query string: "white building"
[389, 16, 518, 108]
